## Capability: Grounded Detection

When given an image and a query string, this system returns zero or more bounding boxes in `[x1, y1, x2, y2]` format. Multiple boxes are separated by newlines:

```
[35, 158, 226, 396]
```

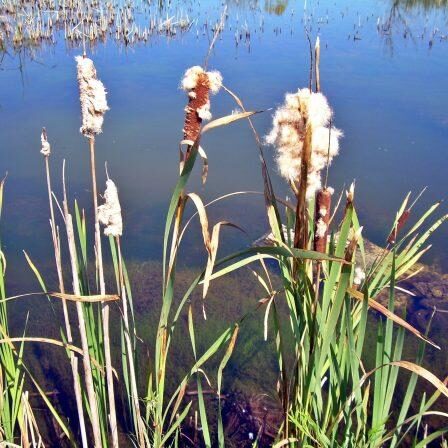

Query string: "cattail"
[353, 267, 366, 286]
[346, 181, 355, 204]
[387, 209, 411, 245]
[75, 55, 109, 137]
[345, 226, 363, 262]
[266, 88, 342, 200]
[313, 187, 333, 253]
[98, 179, 122, 237]
[40, 128, 51, 156]
[181, 65, 222, 142]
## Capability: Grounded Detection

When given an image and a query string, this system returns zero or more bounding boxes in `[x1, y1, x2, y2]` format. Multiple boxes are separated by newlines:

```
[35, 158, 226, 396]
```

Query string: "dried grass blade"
[50, 292, 119, 303]
[201, 111, 262, 134]
[348, 287, 439, 349]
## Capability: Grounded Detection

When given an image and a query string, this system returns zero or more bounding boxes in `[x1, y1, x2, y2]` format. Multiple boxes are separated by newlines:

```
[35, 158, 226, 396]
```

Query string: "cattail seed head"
[266, 88, 342, 199]
[353, 267, 366, 286]
[387, 209, 411, 245]
[40, 128, 51, 157]
[346, 181, 355, 204]
[98, 179, 122, 237]
[313, 187, 333, 253]
[345, 226, 363, 262]
[75, 55, 109, 137]
[181, 65, 222, 142]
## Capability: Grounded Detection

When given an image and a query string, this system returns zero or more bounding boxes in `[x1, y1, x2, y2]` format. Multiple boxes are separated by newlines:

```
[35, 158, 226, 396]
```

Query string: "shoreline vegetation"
[1, 11, 448, 448]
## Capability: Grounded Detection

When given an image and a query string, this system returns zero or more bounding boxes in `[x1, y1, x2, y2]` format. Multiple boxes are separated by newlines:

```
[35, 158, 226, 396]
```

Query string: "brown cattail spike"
[387, 209, 411, 245]
[314, 187, 332, 253]
[181, 66, 222, 143]
[183, 72, 211, 142]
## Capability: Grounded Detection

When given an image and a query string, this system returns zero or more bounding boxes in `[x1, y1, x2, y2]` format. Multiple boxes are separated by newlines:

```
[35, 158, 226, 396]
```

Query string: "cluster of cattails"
[181, 65, 222, 142]
[0, 0, 195, 52]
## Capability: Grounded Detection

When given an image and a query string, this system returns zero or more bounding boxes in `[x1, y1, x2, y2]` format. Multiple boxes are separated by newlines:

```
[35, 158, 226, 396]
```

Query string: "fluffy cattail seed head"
[353, 267, 366, 286]
[75, 55, 109, 137]
[266, 88, 342, 200]
[181, 66, 222, 142]
[345, 226, 363, 262]
[40, 128, 51, 157]
[98, 179, 122, 237]
[313, 187, 333, 253]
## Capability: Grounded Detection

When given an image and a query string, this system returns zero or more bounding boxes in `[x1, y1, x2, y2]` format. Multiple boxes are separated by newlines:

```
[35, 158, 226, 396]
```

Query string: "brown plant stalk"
[41, 129, 88, 448]
[62, 161, 102, 448]
[88, 136, 119, 447]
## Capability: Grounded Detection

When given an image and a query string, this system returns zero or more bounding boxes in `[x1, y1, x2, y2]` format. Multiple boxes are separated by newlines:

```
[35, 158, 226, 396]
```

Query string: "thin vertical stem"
[62, 162, 102, 448]
[117, 237, 145, 447]
[294, 122, 312, 251]
[44, 155, 88, 448]
[89, 137, 119, 448]
[315, 37, 321, 93]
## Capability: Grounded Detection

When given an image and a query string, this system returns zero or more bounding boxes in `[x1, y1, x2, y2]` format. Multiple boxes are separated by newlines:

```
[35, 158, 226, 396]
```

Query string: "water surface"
[0, 0, 447, 278]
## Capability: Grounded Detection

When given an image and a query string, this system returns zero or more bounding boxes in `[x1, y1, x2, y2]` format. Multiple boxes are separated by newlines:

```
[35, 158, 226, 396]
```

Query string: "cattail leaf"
[160, 401, 192, 446]
[273, 438, 299, 447]
[201, 110, 262, 134]
[186, 193, 211, 252]
[198, 145, 209, 185]
[348, 287, 439, 349]
[0, 336, 104, 373]
[50, 292, 119, 303]
[217, 325, 239, 447]
[361, 361, 448, 401]
[202, 221, 244, 299]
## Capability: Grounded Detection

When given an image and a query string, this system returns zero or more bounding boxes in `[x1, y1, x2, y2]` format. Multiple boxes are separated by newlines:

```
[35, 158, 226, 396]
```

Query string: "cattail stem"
[314, 37, 321, 93]
[62, 162, 102, 448]
[44, 154, 88, 448]
[294, 122, 312, 250]
[88, 136, 119, 448]
[116, 237, 145, 447]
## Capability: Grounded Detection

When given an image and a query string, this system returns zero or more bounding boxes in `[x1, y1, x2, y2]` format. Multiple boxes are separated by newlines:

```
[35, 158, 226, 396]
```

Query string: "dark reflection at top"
[392, 0, 448, 10]
[264, 0, 289, 16]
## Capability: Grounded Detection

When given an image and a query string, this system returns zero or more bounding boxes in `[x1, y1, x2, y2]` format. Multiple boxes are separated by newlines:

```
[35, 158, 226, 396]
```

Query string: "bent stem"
[43, 151, 88, 448]
[88, 136, 119, 447]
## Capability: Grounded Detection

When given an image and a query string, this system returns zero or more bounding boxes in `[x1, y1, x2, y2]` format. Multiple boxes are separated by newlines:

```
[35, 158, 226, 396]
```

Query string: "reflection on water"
[394, 0, 448, 9]
[264, 0, 289, 15]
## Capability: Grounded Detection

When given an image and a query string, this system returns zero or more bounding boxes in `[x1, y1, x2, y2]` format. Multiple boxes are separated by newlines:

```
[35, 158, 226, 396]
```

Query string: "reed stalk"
[41, 129, 88, 448]
[62, 162, 102, 448]
[116, 236, 145, 447]
[88, 136, 119, 447]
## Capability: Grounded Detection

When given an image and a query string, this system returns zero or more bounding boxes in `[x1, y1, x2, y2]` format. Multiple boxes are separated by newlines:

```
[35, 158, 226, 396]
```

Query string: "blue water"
[0, 0, 447, 283]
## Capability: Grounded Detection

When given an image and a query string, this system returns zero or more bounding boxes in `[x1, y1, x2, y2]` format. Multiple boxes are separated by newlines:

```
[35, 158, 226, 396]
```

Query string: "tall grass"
[0, 42, 447, 448]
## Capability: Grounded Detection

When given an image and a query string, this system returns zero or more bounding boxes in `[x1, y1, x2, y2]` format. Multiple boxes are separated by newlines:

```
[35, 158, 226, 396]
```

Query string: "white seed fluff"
[98, 179, 123, 237]
[315, 218, 328, 239]
[40, 133, 51, 157]
[265, 87, 342, 199]
[75, 55, 109, 137]
[197, 101, 212, 120]
[354, 267, 366, 285]
[181, 66, 223, 94]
